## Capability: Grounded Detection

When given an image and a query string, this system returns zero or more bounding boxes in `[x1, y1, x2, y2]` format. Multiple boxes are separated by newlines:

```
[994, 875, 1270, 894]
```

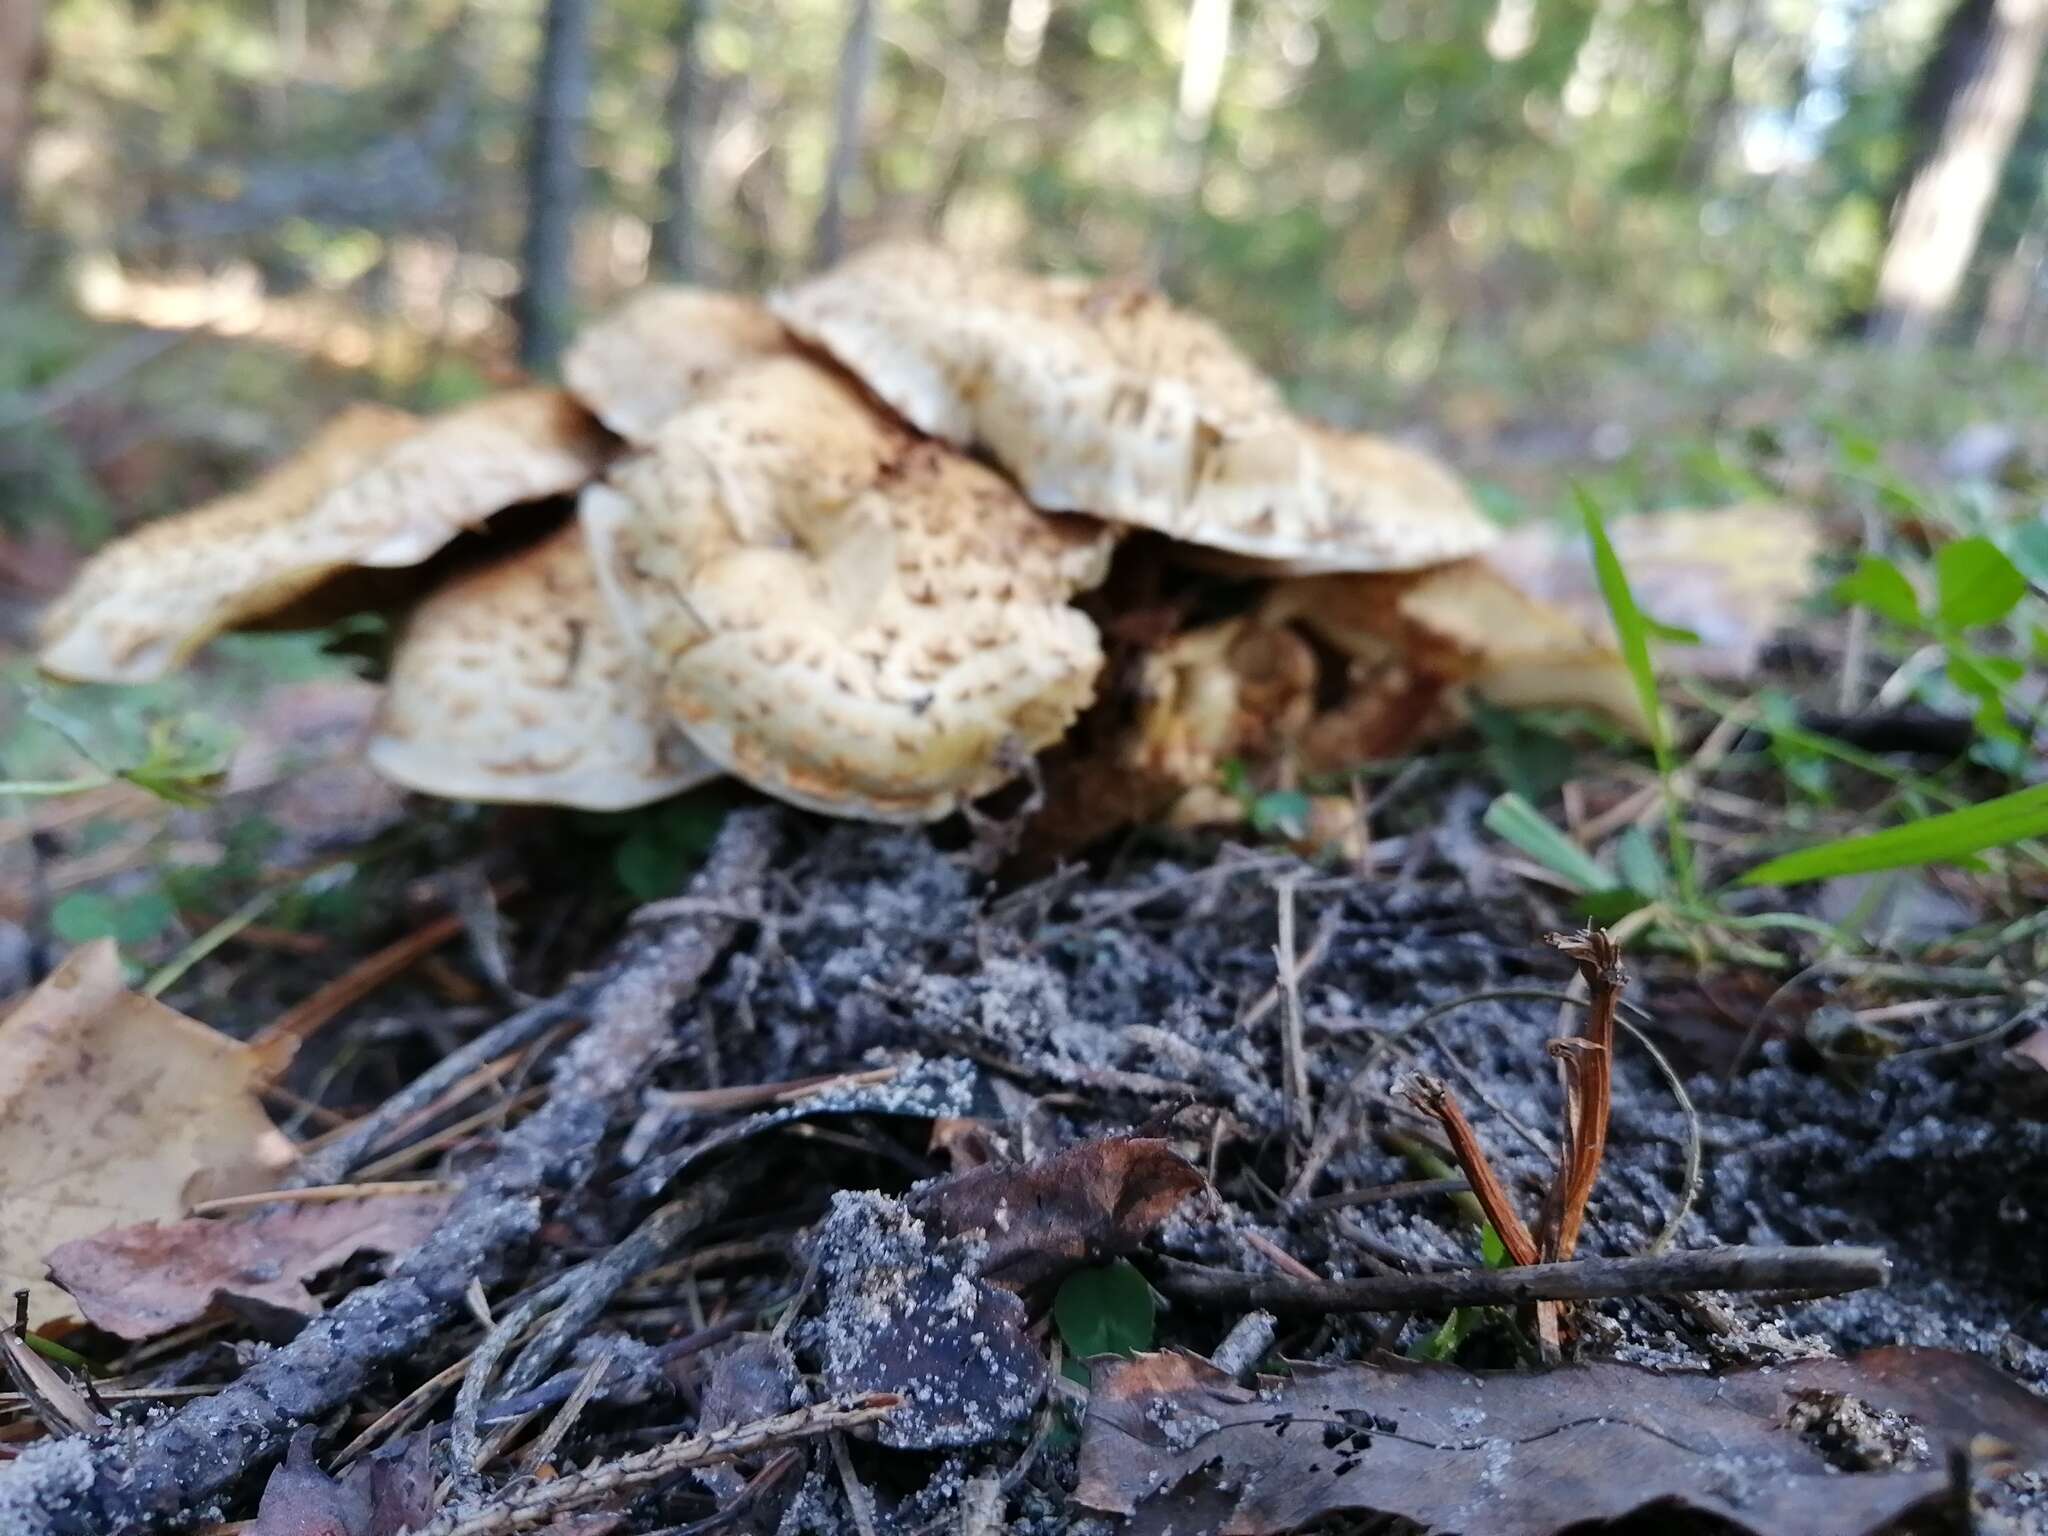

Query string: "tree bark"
[516, 0, 595, 371]
[0, 0, 44, 289]
[1153, 0, 1235, 290]
[653, 0, 710, 280]
[813, 0, 879, 271]
[1868, 0, 2048, 347]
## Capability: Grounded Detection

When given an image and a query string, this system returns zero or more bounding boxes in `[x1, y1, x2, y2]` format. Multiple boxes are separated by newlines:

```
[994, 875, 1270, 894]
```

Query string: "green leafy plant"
[2, 705, 231, 808]
[1413, 1224, 1510, 1362]
[1054, 1260, 1156, 1387]
[1577, 488, 1698, 903]
[608, 797, 733, 902]
[1834, 536, 2036, 772]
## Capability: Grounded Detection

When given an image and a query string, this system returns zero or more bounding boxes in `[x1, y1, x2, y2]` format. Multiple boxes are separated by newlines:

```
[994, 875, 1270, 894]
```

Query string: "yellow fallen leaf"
[0, 942, 297, 1324]
[1486, 502, 1821, 680]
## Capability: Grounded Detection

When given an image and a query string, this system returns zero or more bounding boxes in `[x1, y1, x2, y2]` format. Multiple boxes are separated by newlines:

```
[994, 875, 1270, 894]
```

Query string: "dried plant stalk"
[1403, 1075, 1539, 1267]
[1541, 928, 1626, 1261]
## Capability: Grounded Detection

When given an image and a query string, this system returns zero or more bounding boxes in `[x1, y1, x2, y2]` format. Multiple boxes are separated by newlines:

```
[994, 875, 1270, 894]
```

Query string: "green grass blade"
[1575, 489, 1694, 900]
[1739, 783, 2048, 887]
[1483, 793, 1616, 893]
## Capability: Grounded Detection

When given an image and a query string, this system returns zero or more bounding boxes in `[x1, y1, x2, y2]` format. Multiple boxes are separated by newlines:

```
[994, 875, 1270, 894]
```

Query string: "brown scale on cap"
[561, 287, 793, 444]
[584, 356, 1116, 822]
[770, 241, 1498, 570]
[37, 389, 614, 684]
[367, 516, 718, 811]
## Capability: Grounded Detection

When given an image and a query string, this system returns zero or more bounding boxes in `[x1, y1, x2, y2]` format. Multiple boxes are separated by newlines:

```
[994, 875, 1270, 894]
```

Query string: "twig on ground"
[831, 1430, 882, 1536]
[1300, 1176, 1472, 1214]
[518, 1343, 612, 1475]
[1291, 985, 1701, 1252]
[1154, 1244, 1890, 1313]
[188, 1180, 464, 1215]
[406, 1395, 899, 1536]
[289, 989, 593, 1188]
[253, 907, 475, 1064]
[1270, 877, 1315, 1147]
[0, 811, 784, 1535]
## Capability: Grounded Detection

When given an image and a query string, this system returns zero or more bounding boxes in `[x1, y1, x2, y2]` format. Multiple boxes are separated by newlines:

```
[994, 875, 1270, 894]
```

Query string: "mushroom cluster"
[35, 243, 1808, 829]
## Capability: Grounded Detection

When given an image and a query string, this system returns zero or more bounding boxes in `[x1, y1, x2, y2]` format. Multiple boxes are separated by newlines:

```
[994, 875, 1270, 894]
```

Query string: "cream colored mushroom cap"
[562, 288, 792, 443]
[37, 404, 420, 682]
[586, 356, 1114, 822]
[367, 515, 717, 810]
[770, 242, 1498, 570]
[37, 389, 613, 685]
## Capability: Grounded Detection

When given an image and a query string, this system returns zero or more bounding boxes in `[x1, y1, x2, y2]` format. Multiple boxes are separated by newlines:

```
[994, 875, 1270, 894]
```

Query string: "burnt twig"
[408, 1395, 900, 1536]
[1153, 1244, 1889, 1313]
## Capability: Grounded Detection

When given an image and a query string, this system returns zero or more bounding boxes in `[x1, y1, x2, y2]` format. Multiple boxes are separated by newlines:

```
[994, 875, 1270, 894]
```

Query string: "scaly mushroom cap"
[770, 242, 1498, 570]
[584, 356, 1115, 822]
[562, 288, 792, 443]
[367, 516, 717, 810]
[37, 390, 614, 684]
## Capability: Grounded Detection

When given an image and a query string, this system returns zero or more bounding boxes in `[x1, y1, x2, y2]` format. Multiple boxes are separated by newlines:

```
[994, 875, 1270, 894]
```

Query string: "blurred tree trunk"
[814, 0, 878, 270]
[516, 0, 594, 370]
[1155, 0, 1235, 290]
[0, 0, 43, 290]
[653, 0, 710, 280]
[1868, 0, 2048, 347]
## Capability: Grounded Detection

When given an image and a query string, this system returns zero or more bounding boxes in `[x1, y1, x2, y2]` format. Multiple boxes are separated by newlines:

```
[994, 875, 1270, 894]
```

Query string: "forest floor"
[1, 307, 2047, 1533]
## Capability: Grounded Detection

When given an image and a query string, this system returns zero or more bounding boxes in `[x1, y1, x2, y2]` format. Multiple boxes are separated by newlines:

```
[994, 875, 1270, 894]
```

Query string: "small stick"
[187, 1181, 463, 1216]
[1299, 1176, 1471, 1214]
[1403, 1076, 1538, 1267]
[406, 1395, 900, 1536]
[1272, 877, 1314, 1145]
[1243, 1231, 1322, 1283]
[252, 909, 472, 1062]
[1153, 1244, 1889, 1313]
[519, 1343, 613, 1475]
[289, 985, 595, 1188]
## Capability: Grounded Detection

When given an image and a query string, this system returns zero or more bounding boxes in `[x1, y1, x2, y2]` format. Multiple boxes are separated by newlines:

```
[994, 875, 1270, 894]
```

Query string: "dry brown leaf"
[1075, 1346, 2048, 1536]
[907, 1134, 1206, 1296]
[251, 1429, 374, 1536]
[0, 943, 296, 1324]
[45, 1194, 454, 1340]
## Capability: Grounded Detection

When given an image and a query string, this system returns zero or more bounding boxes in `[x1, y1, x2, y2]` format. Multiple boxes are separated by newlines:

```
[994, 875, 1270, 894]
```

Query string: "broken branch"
[1153, 1243, 1889, 1313]
[409, 1395, 901, 1536]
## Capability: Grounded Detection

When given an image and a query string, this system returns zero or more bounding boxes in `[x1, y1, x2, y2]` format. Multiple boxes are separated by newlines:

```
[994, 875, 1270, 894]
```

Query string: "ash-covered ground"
[664, 821, 2048, 1387]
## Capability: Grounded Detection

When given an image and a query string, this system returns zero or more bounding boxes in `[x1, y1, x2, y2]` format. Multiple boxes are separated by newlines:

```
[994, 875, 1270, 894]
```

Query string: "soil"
[597, 816, 2047, 1531]
[8, 810, 2045, 1534]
